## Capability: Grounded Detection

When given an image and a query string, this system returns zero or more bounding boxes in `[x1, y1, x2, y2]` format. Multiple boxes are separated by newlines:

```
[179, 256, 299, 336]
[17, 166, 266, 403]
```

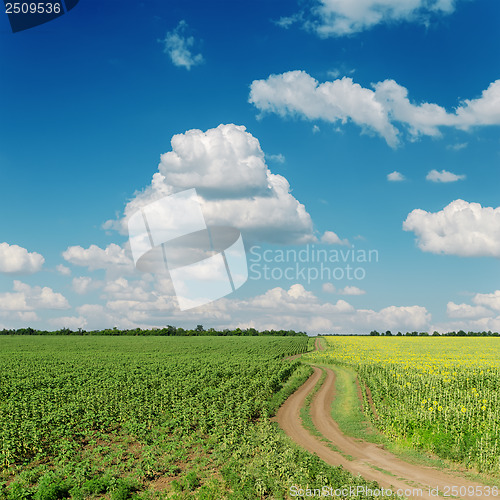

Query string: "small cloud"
[321, 231, 350, 246]
[339, 286, 366, 295]
[353, 235, 365, 240]
[327, 68, 355, 79]
[274, 14, 300, 29]
[72, 276, 103, 295]
[162, 20, 203, 70]
[403, 199, 500, 258]
[426, 169, 466, 183]
[0, 242, 44, 274]
[328, 69, 341, 79]
[56, 264, 71, 276]
[322, 283, 336, 293]
[312, 125, 321, 133]
[447, 142, 468, 151]
[267, 153, 285, 163]
[62, 244, 134, 273]
[387, 171, 405, 182]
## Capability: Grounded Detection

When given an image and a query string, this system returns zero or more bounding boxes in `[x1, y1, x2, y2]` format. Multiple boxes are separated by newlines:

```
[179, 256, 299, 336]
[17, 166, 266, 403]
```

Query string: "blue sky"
[0, 0, 499, 333]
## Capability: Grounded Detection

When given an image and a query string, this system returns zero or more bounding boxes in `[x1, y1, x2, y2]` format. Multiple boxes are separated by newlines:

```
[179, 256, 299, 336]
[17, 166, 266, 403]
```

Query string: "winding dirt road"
[275, 338, 490, 499]
[315, 337, 324, 351]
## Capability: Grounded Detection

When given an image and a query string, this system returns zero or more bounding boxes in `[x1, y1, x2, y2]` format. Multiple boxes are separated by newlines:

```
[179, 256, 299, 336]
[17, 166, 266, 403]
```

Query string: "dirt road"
[315, 337, 324, 351]
[275, 339, 489, 499]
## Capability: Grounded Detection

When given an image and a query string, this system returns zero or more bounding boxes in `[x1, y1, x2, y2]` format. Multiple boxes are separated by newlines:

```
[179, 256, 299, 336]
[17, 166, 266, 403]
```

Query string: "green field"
[0, 336, 378, 499]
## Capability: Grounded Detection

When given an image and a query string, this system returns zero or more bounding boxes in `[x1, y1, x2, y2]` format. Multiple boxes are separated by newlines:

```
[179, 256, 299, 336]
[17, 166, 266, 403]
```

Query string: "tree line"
[368, 330, 499, 337]
[0, 325, 307, 336]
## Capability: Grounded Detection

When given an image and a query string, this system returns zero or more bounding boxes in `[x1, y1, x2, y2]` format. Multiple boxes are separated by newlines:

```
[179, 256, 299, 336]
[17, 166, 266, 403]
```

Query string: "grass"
[267, 362, 313, 416]
[329, 365, 383, 443]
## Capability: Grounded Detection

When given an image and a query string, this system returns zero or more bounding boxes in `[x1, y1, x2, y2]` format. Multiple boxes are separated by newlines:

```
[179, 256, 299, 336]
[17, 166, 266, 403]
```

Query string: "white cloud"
[250, 71, 500, 147]
[186, 284, 430, 333]
[18, 311, 38, 322]
[454, 80, 500, 128]
[372, 79, 457, 139]
[426, 169, 465, 182]
[275, 14, 302, 29]
[0, 242, 44, 274]
[339, 285, 366, 295]
[0, 281, 69, 312]
[55, 279, 431, 334]
[435, 290, 500, 333]
[13, 281, 69, 309]
[0, 292, 29, 311]
[102, 277, 156, 302]
[112, 124, 323, 245]
[293, 0, 460, 37]
[312, 124, 321, 133]
[75, 291, 179, 329]
[76, 304, 131, 330]
[322, 283, 367, 296]
[353, 305, 430, 331]
[267, 153, 286, 163]
[387, 171, 405, 181]
[72, 276, 103, 295]
[0, 311, 39, 323]
[62, 244, 134, 273]
[48, 316, 88, 330]
[403, 199, 500, 258]
[249, 71, 399, 147]
[321, 230, 350, 246]
[56, 264, 71, 276]
[446, 301, 494, 319]
[447, 142, 468, 151]
[473, 290, 500, 312]
[162, 20, 203, 70]
[278, 283, 364, 298]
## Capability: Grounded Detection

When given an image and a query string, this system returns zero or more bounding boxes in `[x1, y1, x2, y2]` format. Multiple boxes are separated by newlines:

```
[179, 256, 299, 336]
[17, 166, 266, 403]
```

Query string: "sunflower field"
[308, 336, 500, 474]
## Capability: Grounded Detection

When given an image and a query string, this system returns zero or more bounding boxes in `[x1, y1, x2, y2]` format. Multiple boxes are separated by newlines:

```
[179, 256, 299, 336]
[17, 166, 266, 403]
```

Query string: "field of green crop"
[0, 336, 378, 499]
[307, 336, 500, 474]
